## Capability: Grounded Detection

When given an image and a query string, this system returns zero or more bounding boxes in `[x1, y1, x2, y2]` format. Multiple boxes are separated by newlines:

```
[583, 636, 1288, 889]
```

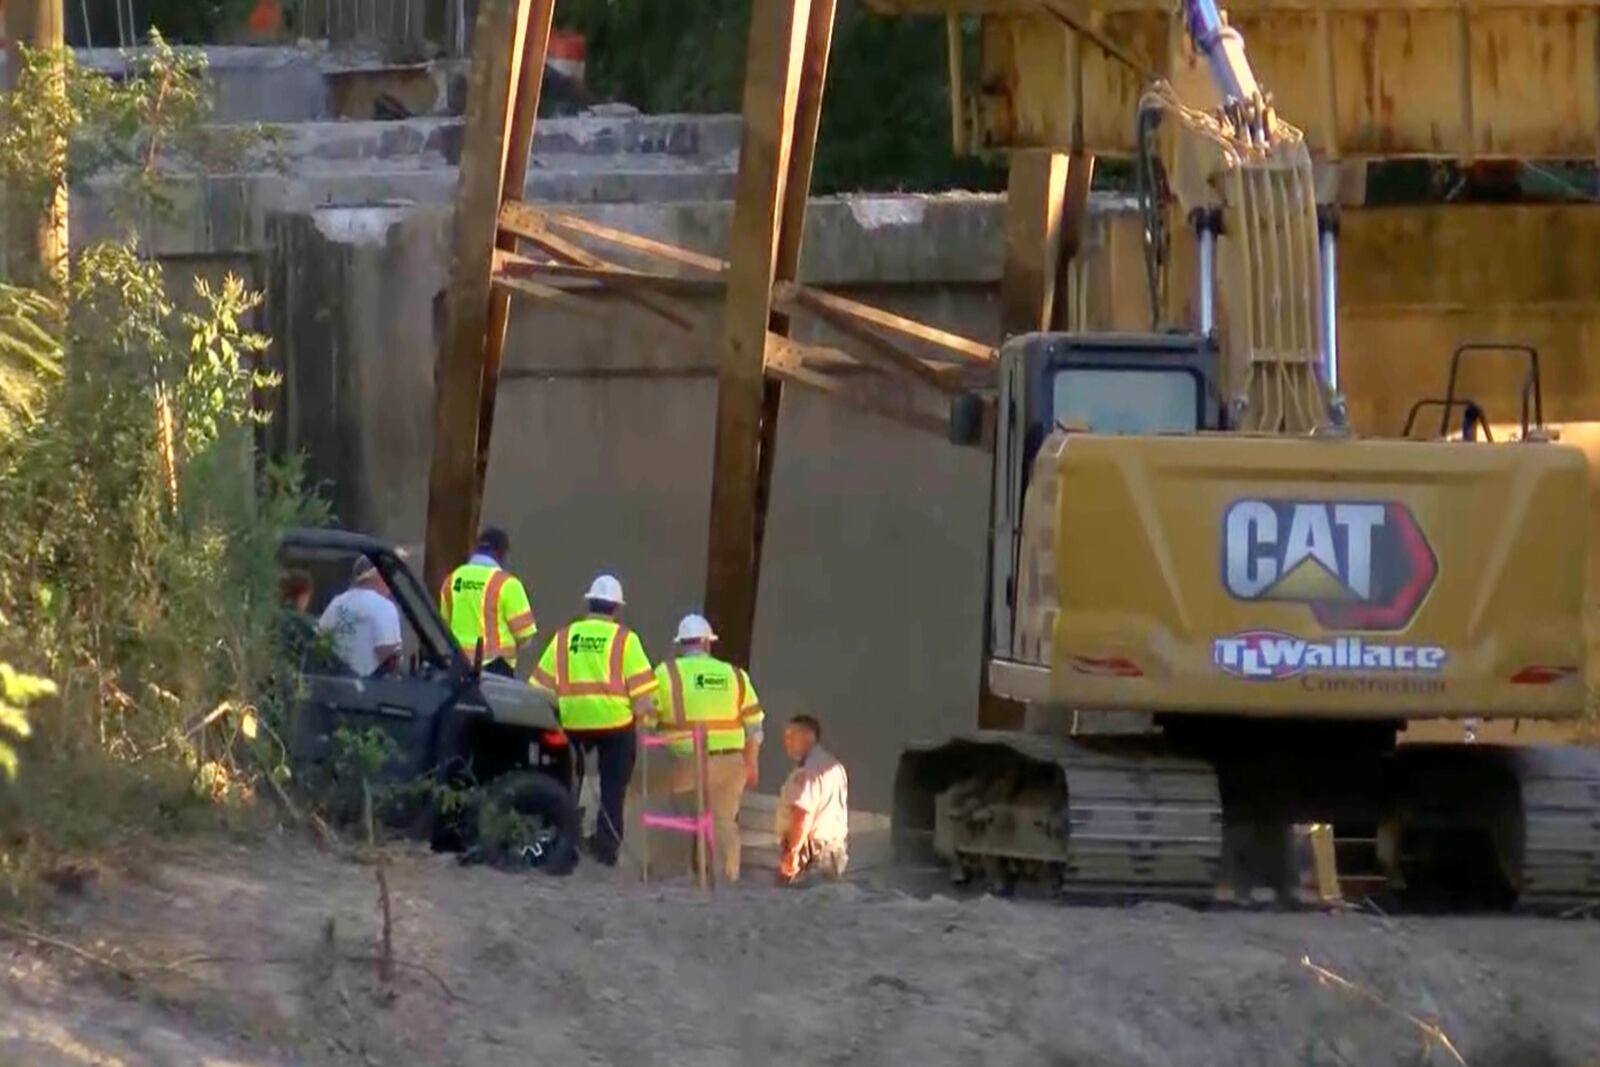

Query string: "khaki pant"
[640, 748, 747, 883]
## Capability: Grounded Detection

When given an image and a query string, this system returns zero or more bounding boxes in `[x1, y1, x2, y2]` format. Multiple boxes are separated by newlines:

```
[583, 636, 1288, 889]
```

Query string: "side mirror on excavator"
[949, 391, 985, 447]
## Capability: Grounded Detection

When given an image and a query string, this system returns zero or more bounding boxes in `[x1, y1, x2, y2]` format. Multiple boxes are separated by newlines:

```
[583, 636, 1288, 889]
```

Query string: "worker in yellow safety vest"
[531, 574, 657, 867]
[645, 612, 764, 882]
[439, 527, 538, 678]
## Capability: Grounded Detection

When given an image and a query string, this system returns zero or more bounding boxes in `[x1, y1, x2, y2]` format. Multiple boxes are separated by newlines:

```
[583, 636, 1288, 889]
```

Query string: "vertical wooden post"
[1000, 150, 1069, 336]
[1050, 154, 1095, 331]
[423, 0, 532, 593]
[474, 0, 553, 493]
[945, 12, 967, 156]
[704, 0, 833, 670]
[748, 0, 836, 636]
[2, 0, 68, 288]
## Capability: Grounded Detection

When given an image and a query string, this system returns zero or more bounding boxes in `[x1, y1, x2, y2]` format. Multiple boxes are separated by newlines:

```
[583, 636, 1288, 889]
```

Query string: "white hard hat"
[585, 573, 625, 605]
[674, 613, 717, 644]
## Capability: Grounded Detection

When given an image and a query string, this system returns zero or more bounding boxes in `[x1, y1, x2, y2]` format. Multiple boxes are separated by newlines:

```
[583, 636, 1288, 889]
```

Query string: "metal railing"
[293, 0, 474, 59]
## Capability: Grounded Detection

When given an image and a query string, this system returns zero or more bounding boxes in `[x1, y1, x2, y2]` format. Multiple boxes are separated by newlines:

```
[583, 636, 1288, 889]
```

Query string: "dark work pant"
[484, 658, 515, 678]
[571, 728, 637, 865]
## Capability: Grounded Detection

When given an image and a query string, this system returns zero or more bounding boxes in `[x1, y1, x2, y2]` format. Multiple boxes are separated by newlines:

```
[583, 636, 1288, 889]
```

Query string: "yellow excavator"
[893, 0, 1600, 910]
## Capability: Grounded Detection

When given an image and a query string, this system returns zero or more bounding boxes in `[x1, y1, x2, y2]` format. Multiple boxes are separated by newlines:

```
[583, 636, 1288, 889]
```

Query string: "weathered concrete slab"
[0, 44, 464, 123]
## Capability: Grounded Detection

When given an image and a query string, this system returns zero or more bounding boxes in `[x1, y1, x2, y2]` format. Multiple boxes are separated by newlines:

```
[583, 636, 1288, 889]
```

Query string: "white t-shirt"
[778, 745, 849, 848]
[317, 587, 402, 676]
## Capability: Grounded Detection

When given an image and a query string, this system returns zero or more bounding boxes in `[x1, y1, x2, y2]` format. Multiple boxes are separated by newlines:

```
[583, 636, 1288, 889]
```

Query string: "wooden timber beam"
[475, 0, 555, 499]
[705, 0, 837, 669]
[1001, 150, 1066, 335]
[795, 292, 966, 394]
[777, 281, 996, 364]
[766, 336, 948, 438]
[1050, 153, 1095, 330]
[495, 256, 726, 300]
[496, 201, 696, 329]
[503, 203, 729, 275]
[423, 0, 539, 594]
[752, 0, 839, 642]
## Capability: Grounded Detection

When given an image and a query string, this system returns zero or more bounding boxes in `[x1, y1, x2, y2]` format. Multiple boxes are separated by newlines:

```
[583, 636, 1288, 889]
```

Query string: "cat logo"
[1221, 499, 1437, 631]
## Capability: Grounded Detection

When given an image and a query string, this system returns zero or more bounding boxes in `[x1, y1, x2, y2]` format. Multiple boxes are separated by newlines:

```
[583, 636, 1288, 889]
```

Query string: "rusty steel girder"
[870, 0, 1600, 160]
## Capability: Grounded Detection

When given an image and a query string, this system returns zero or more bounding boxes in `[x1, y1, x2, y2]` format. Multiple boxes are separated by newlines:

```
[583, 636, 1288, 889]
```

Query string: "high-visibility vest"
[648, 654, 762, 755]
[439, 563, 537, 666]
[532, 616, 657, 731]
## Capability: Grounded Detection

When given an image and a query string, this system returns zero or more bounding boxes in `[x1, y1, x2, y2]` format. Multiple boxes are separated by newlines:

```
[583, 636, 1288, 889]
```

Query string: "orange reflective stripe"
[482, 571, 509, 656]
[553, 625, 571, 688]
[665, 660, 687, 727]
[562, 681, 621, 696]
[531, 667, 557, 689]
[608, 625, 631, 697]
[506, 610, 535, 634]
[440, 577, 454, 624]
[663, 718, 746, 731]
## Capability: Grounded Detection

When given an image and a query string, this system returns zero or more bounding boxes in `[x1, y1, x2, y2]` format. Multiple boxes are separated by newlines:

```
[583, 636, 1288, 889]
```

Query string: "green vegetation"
[0, 38, 320, 909]
[559, 0, 1005, 194]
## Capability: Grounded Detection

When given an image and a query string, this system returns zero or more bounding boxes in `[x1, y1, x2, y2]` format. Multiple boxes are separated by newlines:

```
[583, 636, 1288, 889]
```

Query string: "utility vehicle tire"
[479, 770, 580, 876]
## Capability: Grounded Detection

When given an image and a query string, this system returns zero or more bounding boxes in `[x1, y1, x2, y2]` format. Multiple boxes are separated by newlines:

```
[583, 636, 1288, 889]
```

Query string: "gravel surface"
[2, 835, 1597, 1066]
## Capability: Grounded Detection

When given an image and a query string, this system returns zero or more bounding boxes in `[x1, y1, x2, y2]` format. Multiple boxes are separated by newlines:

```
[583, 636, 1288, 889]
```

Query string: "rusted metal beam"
[705, 0, 832, 669]
[969, 0, 1600, 161]
[423, 0, 531, 593]
[475, 0, 553, 503]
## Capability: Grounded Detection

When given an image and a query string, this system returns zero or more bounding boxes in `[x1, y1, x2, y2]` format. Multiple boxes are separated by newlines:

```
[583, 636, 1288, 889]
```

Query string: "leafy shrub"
[0, 38, 323, 876]
[0, 665, 55, 781]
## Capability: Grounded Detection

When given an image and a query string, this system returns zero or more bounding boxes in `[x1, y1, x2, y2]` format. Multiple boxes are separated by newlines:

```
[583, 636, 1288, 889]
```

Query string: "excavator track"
[1506, 745, 1600, 913]
[899, 734, 1600, 913]
[896, 732, 1225, 903]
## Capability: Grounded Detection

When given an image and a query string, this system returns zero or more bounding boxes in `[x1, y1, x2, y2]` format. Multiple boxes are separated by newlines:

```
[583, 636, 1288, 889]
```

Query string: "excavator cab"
[972, 330, 1225, 674]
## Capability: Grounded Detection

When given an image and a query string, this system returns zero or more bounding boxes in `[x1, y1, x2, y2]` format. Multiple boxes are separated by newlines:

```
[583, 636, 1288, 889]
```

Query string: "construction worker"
[646, 613, 763, 882]
[776, 714, 850, 885]
[439, 527, 537, 677]
[531, 574, 656, 867]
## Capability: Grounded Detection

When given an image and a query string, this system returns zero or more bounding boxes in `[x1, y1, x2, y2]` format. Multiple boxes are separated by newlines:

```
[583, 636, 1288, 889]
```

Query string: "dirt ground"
[2, 830, 1598, 1067]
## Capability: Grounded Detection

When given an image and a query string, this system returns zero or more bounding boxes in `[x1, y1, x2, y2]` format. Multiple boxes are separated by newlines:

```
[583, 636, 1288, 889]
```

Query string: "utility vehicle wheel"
[477, 770, 579, 876]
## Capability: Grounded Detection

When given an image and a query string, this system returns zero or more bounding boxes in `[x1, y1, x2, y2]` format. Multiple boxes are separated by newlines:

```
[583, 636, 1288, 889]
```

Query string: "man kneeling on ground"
[777, 714, 849, 885]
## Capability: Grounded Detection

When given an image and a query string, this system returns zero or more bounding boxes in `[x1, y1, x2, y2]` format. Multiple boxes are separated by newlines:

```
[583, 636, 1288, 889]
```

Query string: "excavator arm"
[1181, 0, 1271, 146]
[1137, 0, 1339, 434]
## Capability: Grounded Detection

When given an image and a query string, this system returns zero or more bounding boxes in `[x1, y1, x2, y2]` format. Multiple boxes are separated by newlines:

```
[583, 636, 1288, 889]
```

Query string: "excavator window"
[1052, 366, 1204, 435]
[1012, 331, 1223, 481]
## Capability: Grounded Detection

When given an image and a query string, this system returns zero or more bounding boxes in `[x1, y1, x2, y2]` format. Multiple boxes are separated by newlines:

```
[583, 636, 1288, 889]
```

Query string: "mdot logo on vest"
[693, 672, 730, 692]
[1214, 498, 1445, 685]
